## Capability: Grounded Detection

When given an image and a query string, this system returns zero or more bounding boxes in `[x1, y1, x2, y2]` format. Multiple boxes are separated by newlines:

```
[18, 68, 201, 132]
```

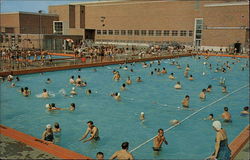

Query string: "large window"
[172, 30, 178, 36]
[180, 30, 187, 36]
[121, 30, 126, 35]
[163, 30, 170, 36]
[97, 30, 101, 35]
[194, 18, 203, 46]
[141, 30, 147, 36]
[128, 30, 133, 35]
[148, 30, 154, 36]
[53, 21, 63, 34]
[115, 30, 119, 35]
[189, 30, 193, 36]
[156, 30, 162, 36]
[5, 27, 14, 33]
[102, 30, 107, 35]
[108, 30, 113, 35]
[134, 30, 140, 36]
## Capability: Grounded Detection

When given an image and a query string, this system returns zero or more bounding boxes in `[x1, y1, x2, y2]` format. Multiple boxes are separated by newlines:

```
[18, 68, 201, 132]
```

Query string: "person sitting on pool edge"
[240, 106, 249, 115]
[42, 124, 54, 144]
[221, 107, 232, 123]
[204, 114, 215, 121]
[110, 142, 134, 160]
[199, 89, 206, 99]
[111, 92, 121, 101]
[169, 73, 175, 80]
[23, 87, 31, 97]
[120, 84, 126, 91]
[174, 81, 182, 89]
[79, 121, 100, 143]
[182, 95, 190, 108]
[153, 128, 168, 151]
[42, 89, 49, 98]
[188, 75, 194, 81]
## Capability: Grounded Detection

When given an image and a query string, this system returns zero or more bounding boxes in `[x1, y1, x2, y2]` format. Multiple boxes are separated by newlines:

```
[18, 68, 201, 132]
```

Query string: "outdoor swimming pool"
[0, 56, 249, 159]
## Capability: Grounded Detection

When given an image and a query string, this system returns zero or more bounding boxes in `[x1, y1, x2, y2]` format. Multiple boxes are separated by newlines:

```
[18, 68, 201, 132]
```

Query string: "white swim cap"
[72, 87, 75, 90]
[46, 124, 52, 129]
[212, 121, 221, 130]
[45, 104, 50, 108]
[202, 72, 205, 75]
[141, 112, 144, 115]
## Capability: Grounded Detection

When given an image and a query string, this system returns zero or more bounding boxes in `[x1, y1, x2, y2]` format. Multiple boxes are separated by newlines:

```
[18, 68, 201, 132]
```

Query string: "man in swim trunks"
[153, 128, 168, 151]
[182, 95, 190, 108]
[110, 142, 134, 160]
[79, 121, 100, 143]
[221, 107, 232, 123]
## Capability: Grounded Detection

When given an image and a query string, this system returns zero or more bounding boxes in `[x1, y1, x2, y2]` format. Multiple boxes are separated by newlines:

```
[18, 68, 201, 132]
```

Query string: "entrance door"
[234, 42, 241, 53]
[85, 29, 95, 41]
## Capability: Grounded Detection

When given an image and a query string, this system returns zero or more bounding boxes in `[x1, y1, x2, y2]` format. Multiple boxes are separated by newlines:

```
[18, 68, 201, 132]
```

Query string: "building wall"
[0, 13, 20, 33]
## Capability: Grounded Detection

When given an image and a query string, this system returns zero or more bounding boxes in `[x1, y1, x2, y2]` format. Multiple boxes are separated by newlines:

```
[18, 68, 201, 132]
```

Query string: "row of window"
[0, 35, 22, 43]
[96, 30, 193, 37]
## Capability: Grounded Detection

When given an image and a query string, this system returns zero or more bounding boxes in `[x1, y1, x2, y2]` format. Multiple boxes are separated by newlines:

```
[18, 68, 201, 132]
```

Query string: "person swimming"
[153, 128, 168, 151]
[174, 81, 182, 89]
[46, 78, 51, 84]
[182, 95, 190, 108]
[199, 89, 206, 99]
[222, 86, 228, 93]
[47, 103, 62, 111]
[70, 87, 77, 95]
[111, 92, 121, 101]
[85, 89, 92, 95]
[204, 114, 215, 121]
[69, 103, 76, 111]
[168, 73, 175, 80]
[170, 119, 180, 126]
[42, 89, 49, 98]
[76, 75, 82, 84]
[123, 66, 128, 70]
[184, 70, 188, 78]
[185, 64, 190, 71]
[7, 75, 14, 82]
[221, 107, 232, 123]
[136, 77, 142, 82]
[188, 75, 194, 81]
[113, 72, 120, 81]
[126, 76, 132, 85]
[207, 85, 212, 92]
[23, 87, 31, 97]
[161, 67, 167, 74]
[240, 106, 249, 115]
[120, 83, 126, 91]
[140, 112, 145, 121]
[69, 76, 75, 84]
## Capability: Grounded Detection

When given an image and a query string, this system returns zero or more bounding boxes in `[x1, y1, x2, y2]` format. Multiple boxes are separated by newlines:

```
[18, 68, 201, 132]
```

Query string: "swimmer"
[199, 89, 206, 99]
[10, 83, 16, 87]
[42, 89, 49, 98]
[156, 68, 161, 75]
[181, 95, 190, 108]
[112, 70, 117, 74]
[126, 76, 132, 85]
[52, 122, 61, 133]
[174, 81, 182, 89]
[111, 92, 121, 101]
[110, 142, 134, 160]
[170, 119, 180, 126]
[188, 75, 194, 81]
[69, 103, 76, 111]
[219, 77, 226, 85]
[140, 112, 145, 121]
[70, 87, 77, 95]
[157, 60, 161, 65]
[161, 67, 167, 74]
[69, 76, 75, 84]
[207, 85, 212, 92]
[221, 107, 232, 123]
[214, 68, 219, 72]
[130, 69, 134, 72]
[240, 106, 249, 115]
[142, 62, 148, 68]
[185, 64, 190, 71]
[123, 66, 128, 70]
[120, 83, 126, 91]
[204, 114, 215, 121]
[176, 64, 182, 69]
[76, 75, 82, 84]
[150, 71, 154, 75]
[7, 75, 14, 82]
[16, 77, 20, 81]
[20, 87, 24, 93]
[96, 152, 104, 160]
[85, 89, 92, 95]
[23, 87, 31, 97]
[79, 121, 100, 143]
[46, 78, 51, 84]
[184, 70, 188, 78]
[222, 86, 227, 93]
[153, 128, 168, 152]
[113, 72, 120, 81]
[168, 73, 175, 80]
[47, 103, 62, 111]
[136, 77, 142, 82]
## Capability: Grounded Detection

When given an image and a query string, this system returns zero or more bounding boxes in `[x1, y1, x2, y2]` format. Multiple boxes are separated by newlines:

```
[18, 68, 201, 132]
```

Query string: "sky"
[0, 0, 100, 13]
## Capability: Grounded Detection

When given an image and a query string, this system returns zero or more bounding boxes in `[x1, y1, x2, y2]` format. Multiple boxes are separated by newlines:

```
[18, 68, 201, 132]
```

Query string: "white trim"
[0, 11, 58, 16]
[205, 26, 248, 30]
[194, 18, 203, 47]
[204, 1, 249, 7]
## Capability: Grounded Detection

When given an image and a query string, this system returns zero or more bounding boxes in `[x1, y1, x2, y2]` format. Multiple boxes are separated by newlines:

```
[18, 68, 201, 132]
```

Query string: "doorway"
[85, 29, 95, 41]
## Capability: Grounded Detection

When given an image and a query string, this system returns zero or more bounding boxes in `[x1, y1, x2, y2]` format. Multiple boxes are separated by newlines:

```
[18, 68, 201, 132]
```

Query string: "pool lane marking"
[129, 84, 249, 153]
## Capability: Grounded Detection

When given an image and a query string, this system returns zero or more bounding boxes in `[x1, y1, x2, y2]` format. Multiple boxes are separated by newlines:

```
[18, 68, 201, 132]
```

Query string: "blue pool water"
[0, 56, 249, 159]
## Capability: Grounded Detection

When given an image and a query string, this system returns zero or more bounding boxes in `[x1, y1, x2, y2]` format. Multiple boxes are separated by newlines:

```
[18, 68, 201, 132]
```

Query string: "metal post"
[38, 10, 42, 52]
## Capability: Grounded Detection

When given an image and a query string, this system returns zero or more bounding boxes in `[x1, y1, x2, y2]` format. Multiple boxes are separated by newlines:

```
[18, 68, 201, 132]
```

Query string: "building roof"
[0, 11, 58, 16]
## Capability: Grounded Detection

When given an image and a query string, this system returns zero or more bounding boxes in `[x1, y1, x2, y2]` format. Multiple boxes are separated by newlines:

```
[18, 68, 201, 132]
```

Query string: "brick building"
[0, 0, 249, 51]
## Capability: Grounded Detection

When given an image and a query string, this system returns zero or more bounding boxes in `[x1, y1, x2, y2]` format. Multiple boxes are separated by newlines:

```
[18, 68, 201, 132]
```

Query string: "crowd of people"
[1, 52, 249, 160]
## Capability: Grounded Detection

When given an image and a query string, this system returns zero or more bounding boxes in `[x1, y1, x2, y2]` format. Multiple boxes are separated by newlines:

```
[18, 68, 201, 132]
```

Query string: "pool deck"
[0, 124, 249, 159]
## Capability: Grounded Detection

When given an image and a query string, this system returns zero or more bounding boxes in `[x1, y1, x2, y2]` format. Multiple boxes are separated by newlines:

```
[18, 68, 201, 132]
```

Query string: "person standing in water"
[110, 142, 134, 160]
[153, 128, 168, 151]
[79, 121, 100, 143]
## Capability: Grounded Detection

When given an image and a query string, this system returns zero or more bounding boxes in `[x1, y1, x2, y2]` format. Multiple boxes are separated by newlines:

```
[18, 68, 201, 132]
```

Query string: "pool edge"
[0, 124, 92, 159]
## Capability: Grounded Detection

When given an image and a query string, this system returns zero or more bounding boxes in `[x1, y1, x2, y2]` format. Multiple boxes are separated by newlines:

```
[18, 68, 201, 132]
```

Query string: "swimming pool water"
[0, 56, 249, 159]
